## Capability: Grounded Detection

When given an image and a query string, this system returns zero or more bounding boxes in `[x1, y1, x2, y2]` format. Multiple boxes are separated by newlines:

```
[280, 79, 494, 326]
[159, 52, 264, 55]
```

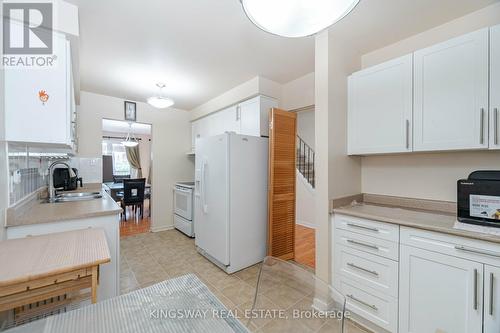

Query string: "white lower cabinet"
[399, 245, 483, 333]
[333, 214, 399, 332]
[333, 214, 500, 333]
[484, 265, 500, 332]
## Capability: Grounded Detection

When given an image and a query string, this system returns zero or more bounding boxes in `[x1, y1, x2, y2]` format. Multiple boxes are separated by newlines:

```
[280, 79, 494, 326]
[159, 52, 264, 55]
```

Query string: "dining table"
[103, 182, 152, 216]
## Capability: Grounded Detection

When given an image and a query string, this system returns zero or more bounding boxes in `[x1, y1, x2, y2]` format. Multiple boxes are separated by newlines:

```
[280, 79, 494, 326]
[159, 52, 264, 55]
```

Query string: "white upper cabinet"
[348, 54, 413, 155]
[413, 28, 489, 151]
[490, 25, 500, 150]
[4, 31, 73, 147]
[239, 97, 261, 137]
[191, 95, 278, 150]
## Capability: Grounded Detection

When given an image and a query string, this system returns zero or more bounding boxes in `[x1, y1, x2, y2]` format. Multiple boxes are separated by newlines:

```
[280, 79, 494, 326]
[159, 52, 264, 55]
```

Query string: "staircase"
[296, 135, 315, 188]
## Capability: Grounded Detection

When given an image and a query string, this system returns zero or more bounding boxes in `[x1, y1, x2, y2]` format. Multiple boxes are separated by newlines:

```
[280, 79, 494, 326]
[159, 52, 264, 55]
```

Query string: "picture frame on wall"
[124, 101, 137, 122]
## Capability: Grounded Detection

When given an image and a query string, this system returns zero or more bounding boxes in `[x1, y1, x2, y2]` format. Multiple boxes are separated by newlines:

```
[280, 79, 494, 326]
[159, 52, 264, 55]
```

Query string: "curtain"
[125, 145, 142, 178]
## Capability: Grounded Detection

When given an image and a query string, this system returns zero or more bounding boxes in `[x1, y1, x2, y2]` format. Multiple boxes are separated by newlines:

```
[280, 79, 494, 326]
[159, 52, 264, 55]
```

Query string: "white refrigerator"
[194, 132, 268, 274]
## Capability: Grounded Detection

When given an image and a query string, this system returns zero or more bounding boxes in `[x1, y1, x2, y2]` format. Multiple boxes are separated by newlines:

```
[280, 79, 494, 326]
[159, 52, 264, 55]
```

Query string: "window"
[102, 140, 131, 176]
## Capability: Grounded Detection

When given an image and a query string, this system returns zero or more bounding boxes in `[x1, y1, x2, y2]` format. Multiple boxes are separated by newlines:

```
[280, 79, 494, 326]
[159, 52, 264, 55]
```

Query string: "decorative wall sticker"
[38, 90, 49, 105]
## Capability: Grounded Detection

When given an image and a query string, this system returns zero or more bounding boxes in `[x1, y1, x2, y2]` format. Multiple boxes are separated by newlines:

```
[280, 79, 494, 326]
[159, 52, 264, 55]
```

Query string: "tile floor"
[120, 229, 371, 333]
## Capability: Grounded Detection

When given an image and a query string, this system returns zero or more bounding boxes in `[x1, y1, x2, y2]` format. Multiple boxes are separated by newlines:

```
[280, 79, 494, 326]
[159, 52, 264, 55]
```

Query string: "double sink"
[49, 191, 103, 203]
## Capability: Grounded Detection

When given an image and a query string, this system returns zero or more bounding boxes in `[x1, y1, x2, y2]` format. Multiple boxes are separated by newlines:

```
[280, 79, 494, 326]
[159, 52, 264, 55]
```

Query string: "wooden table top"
[0, 228, 111, 287]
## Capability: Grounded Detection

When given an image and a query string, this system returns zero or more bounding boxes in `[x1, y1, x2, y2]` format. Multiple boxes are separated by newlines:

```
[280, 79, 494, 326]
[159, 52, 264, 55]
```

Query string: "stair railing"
[296, 135, 315, 188]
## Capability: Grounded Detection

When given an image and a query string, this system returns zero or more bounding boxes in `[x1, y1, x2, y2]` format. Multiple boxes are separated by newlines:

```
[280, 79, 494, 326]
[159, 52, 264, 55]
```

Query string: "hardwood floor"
[120, 202, 151, 238]
[294, 224, 315, 269]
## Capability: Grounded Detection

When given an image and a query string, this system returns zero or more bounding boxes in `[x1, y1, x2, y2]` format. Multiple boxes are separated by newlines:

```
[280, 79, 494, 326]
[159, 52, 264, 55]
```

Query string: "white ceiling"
[69, 0, 497, 110]
[102, 119, 152, 135]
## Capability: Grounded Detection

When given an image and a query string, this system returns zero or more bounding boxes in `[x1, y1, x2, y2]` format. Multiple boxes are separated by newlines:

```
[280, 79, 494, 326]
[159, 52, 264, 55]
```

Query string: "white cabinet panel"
[490, 25, 500, 149]
[484, 265, 500, 333]
[5, 31, 71, 145]
[399, 245, 483, 333]
[335, 245, 398, 297]
[348, 54, 413, 155]
[340, 277, 398, 333]
[239, 97, 261, 137]
[220, 105, 240, 133]
[413, 28, 489, 151]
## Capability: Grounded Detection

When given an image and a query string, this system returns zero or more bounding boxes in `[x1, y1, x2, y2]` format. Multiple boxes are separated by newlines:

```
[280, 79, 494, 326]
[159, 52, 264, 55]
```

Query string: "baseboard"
[296, 220, 316, 229]
[150, 224, 174, 233]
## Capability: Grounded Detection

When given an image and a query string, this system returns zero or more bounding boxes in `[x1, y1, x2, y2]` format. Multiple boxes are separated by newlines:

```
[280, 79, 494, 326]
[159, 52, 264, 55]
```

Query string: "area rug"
[7, 274, 249, 333]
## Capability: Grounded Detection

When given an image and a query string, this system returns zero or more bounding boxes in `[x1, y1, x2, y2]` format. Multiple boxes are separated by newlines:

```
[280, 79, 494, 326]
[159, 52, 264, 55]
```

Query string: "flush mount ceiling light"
[240, 0, 360, 38]
[121, 123, 139, 147]
[147, 83, 175, 109]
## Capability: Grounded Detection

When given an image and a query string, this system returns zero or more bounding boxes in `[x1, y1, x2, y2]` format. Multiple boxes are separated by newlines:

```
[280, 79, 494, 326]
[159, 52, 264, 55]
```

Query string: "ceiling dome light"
[240, 0, 360, 38]
[147, 83, 175, 109]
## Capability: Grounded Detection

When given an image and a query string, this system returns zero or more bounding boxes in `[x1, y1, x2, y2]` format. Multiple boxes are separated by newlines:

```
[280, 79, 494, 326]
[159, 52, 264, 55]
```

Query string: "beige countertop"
[334, 203, 500, 244]
[6, 184, 122, 227]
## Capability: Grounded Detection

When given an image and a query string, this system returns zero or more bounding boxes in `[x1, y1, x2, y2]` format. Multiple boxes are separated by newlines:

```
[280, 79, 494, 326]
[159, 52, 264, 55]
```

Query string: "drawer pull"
[347, 262, 379, 276]
[454, 245, 500, 258]
[347, 239, 379, 251]
[490, 273, 494, 316]
[346, 223, 379, 233]
[347, 294, 378, 311]
[474, 269, 478, 310]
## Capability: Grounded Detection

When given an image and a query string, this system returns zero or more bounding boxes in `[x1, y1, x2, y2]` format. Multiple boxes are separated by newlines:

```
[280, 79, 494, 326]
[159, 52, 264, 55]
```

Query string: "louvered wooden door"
[268, 108, 297, 260]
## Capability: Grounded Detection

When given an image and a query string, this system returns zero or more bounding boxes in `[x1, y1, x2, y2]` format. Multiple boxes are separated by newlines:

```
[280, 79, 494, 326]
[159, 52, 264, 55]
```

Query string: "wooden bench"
[0, 228, 111, 316]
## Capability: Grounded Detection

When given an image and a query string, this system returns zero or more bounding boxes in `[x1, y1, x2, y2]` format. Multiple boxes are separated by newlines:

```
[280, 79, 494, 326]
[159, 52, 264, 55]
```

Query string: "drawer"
[400, 227, 500, 267]
[339, 277, 398, 333]
[335, 214, 399, 243]
[335, 229, 399, 261]
[335, 245, 398, 298]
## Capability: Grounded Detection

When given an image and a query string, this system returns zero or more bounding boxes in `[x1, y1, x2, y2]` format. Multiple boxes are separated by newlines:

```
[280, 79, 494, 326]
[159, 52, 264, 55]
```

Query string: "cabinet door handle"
[473, 269, 478, 310]
[495, 108, 499, 146]
[406, 119, 410, 149]
[490, 272, 495, 316]
[347, 239, 379, 251]
[346, 223, 379, 233]
[347, 262, 379, 276]
[454, 245, 500, 258]
[480, 108, 485, 145]
[346, 294, 378, 311]
[236, 106, 240, 121]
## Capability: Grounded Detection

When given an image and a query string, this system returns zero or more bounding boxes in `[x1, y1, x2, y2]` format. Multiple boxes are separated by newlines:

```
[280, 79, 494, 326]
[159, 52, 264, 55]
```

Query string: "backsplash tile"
[8, 144, 70, 206]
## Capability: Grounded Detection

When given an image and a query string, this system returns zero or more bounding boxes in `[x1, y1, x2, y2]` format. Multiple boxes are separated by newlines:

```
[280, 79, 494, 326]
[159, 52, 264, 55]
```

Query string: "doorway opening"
[294, 107, 316, 270]
[101, 118, 153, 238]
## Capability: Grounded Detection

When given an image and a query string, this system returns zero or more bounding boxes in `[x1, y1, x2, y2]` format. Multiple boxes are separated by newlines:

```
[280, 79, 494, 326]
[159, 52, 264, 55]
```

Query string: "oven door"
[174, 186, 193, 221]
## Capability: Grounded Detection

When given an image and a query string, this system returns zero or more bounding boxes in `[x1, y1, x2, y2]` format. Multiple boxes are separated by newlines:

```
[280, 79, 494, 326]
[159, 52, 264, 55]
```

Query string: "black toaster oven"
[457, 171, 500, 228]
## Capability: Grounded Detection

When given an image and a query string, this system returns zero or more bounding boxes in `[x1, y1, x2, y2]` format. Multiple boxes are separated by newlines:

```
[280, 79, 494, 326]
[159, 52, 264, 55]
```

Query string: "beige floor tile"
[220, 280, 256, 307]
[263, 284, 309, 309]
[259, 317, 314, 333]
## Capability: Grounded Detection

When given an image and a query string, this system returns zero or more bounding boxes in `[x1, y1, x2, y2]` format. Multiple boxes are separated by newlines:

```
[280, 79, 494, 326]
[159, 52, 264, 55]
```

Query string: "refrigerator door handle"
[201, 160, 208, 214]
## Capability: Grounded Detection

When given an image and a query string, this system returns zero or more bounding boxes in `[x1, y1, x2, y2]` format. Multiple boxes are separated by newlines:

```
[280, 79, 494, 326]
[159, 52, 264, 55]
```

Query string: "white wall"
[297, 110, 315, 149]
[77, 91, 194, 232]
[0, 2, 7, 241]
[296, 172, 315, 228]
[190, 76, 282, 120]
[281, 72, 315, 111]
[360, 3, 500, 202]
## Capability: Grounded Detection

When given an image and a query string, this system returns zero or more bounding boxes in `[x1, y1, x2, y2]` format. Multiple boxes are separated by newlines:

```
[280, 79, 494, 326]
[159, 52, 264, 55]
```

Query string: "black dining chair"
[121, 178, 146, 221]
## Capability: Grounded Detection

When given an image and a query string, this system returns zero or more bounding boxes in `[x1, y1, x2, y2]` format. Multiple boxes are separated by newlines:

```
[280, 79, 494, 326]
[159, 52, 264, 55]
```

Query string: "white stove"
[173, 181, 195, 237]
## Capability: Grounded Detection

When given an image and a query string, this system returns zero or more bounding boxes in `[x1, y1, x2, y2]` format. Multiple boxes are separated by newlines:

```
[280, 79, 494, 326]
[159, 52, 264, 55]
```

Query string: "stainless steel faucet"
[48, 161, 75, 202]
